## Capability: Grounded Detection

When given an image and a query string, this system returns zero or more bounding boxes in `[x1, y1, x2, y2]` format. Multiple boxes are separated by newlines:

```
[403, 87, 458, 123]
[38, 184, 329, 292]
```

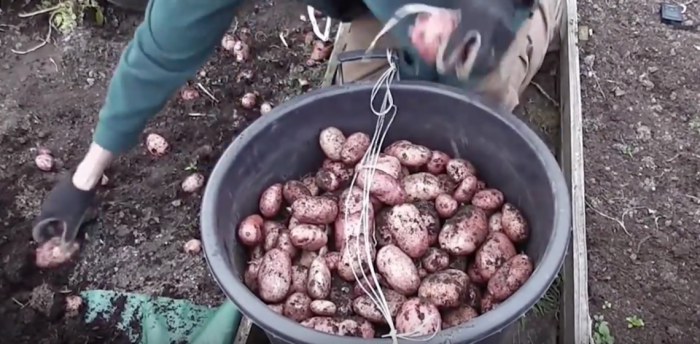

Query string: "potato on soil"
[338, 234, 377, 281]
[352, 288, 406, 323]
[435, 193, 458, 218]
[446, 159, 476, 182]
[418, 269, 470, 308]
[501, 203, 529, 243]
[356, 166, 406, 206]
[259, 183, 283, 217]
[291, 265, 309, 293]
[425, 150, 450, 174]
[472, 189, 505, 212]
[258, 248, 292, 303]
[301, 317, 374, 338]
[310, 300, 337, 316]
[414, 201, 440, 246]
[489, 212, 503, 232]
[238, 215, 263, 246]
[334, 210, 374, 251]
[307, 257, 332, 299]
[302, 175, 320, 196]
[442, 305, 478, 329]
[319, 127, 346, 161]
[263, 221, 283, 251]
[340, 132, 371, 165]
[437, 174, 458, 194]
[464, 283, 482, 310]
[381, 204, 430, 258]
[290, 224, 328, 251]
[467, 262, 488, 285]
[421, 247, 450, 273]
[322, 160, 354, 182]
[438, 205, 489, 256]
[480, 292, 499, 313]
[292, 196, 339, 225]
[276, 231, 298, 258]
[244, 258, 262, 292]
[284, 292, 313, 322]
[377, 245, 421, 295]
[488, 254, 534, 301]
[474, 232, 517, 280]
[298, 250, 318, 268]
[395, 298, 442, 336]
[402, 172, 442, 201]
[453, 175, 479, 202]
[315, 169, 340, 192]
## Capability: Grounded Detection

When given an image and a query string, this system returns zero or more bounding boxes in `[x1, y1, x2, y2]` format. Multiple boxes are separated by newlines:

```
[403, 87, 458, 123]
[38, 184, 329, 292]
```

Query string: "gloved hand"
[33, 175, 96, 268]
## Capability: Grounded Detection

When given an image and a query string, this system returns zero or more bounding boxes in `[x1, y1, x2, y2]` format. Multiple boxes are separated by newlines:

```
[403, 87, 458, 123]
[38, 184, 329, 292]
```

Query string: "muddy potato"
[435, 194, 458, 218]
[334, 210, 374, 251]
[291, 265, 309, 293]
[489, 212, 503, 232]
[323, 251, 340, 270]
[501, 203, 529, 243]
[302, 175, 320, 196]
[467, 262, 488, 285]
[259, 183, 283, 217]
[352, 288, 406, 323]
[480, 292, 499, 313]
[292, 196, 339, 225]
[446, 159, 476, 182]
[307, 257, 332, 299]
[263, 221, 284, 251]
[244, 258, 261, 292]
[438, 206, 489, 256]
[365, 154, 402, 179]
[453, 175, 479, 202]
[472, 189, 505, 212]
[250, 245, 264, 260]
[290, 224, 328, 251]
[338, 234, 377, 281]
[298, 250, 318, 268]
[322, 159, 354, 182]
[402, 172, 442, 201]
[449, 255, 468, 271]
[475, 232, 517, 280]
[340, 132, 371, 165]
[288, 217, 301, 230]
[276, 231, 298, 258]
[421, 248, 450, 273]
[418, 269, 470, 308]
[319, 127, 346, 161]
[310, 300, 337, 316]
[381, 204, 429, 258]
[464, 283, 482, 310]
[374, 208, 394, 246]
[414, 201, 440, 246]
[356, 167, 406, 206]
[437, 174, 458, 194]
[283, 180, 312, 204]
[488, 254, 534, 301]
[338, 186, 365, 215]
[425, 150, 450, 174]
[268, 304, 284, 315]
[384, 140, 410, 155]
[238, 215, 263, 246]
[258, 248, 292, 303]
[442, 305, 478, 329]
[377, 245, 421, 295]
[301, 317, 374, 338]
[315, 170, 340, 192]
[395, 298, 442, 336]
[385, 141, 431, 167]
[284, 292, 313, 322]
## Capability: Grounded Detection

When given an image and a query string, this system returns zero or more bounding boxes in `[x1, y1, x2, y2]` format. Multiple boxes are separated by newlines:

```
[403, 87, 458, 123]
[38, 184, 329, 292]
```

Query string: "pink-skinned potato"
[298, 250, 318, 268]
[453, 175, 479, 202]
[315, 169, 340, 192]
[276, 230, 298, 258]
[376, 245, 421, 295]
[424, 150, 450, 174]
[437, 174, 457, 194]
[435, 193, 458, 218]
[259, 183, 283, 217]
[322, 159, 354, 183]
[302, 175, 320, 196]
[291, 196, 338, 225]
[474, 232, 517, 281]
[489, 212, 503, 232]
[418, 269, 470, 308]
[337, 186, 365, 216]
[480, 291, 500, 313]
[438, 205, 489, 256]
[244, 258, 262, 293]
[290, 224, 328, 251]
[381, 204, 429, 258]
[487, 254, 534, 301]
[323, 251, 340, 270]
[395, 298, 442, 336]
[355, 166, 406, 206]
[333, 210, 374, 251]
[362, 154, 403, 179]
[421, 247, 450, 273]
[414, 201, 440, 246]
[268, 304, 284, 315]
[352, 288, 406, 323]
[283, 292, 313, 322]
[402, 172, 442, 201]
[472, 189, 505, 212]
[319, 127, 346, 161]
[307, 257, 332, 299]
[337, 234, 376, 281]
[464, 283, 482, 310]
[35, 237, 80, 268]
[374, 208, 395, 247]
[309, 300, 337, 316]
[291, 265, 309, 293]
[501, 203, 529, 243]
[258, 248, 292, 303]
[301, 317, 375, 338]
[384, 141, 431, 167]
[442, 305, 478, 329]
[467, 262, 488, 285]
[340, 132, 371, 165]
[283, 180, 311, 204]
[238, 215, 263, 247]
[262, 221, 283, 251]
[446, 158, 476, 182]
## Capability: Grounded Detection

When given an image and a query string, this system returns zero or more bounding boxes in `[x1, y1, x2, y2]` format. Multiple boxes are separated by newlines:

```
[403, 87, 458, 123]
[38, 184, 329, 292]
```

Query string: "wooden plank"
[557, 0, 591, 342]
[233, 316, 253, 344]
[321, 23, 352, 87]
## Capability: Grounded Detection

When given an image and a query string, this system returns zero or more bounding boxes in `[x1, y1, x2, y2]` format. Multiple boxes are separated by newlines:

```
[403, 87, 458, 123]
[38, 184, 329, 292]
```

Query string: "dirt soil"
[0, 0, 327, 342]
[579, 1, 700, 343]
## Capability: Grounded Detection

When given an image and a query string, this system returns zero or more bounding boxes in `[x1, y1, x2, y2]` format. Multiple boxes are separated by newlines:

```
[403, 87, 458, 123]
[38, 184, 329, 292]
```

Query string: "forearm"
[73, 143, 114, 191]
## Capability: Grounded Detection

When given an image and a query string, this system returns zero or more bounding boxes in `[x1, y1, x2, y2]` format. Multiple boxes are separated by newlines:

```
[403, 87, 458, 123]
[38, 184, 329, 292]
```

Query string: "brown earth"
[0, 0, 327, 342]
[579, 1, 700, 343]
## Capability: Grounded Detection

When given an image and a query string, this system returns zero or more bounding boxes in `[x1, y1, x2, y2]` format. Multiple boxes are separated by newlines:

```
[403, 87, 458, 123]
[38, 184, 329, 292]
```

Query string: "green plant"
[20, 0, 104, 35]
[626, 315, 644, 328]
[592, 315, 614, 344]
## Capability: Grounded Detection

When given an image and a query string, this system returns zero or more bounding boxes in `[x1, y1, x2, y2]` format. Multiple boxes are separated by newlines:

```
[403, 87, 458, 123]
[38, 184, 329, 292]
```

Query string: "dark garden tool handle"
[334, 49, 401, 85]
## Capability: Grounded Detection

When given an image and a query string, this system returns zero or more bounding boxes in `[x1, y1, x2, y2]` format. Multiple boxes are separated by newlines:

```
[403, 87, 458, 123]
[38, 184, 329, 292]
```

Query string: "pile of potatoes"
[238, 127, 534, 338]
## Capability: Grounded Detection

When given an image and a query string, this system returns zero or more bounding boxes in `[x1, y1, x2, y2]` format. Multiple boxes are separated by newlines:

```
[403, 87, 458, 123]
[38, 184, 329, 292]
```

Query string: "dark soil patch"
[0, 0, 326, 342]
[579, 0, 700, 343]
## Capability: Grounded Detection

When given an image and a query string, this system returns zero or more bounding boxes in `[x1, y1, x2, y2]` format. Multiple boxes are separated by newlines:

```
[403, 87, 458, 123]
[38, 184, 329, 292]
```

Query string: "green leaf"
[94, 9, 104, 25]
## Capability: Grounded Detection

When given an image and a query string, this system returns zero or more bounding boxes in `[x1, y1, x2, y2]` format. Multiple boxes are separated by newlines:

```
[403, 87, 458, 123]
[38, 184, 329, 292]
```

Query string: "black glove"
[33, 175, 96, 249]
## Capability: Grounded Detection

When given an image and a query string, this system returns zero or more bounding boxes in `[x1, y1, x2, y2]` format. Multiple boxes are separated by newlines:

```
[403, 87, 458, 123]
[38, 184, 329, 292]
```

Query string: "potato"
[418, 267, 428, 278]
[258, 248, 292, 303]
[291, 265, 309, 293]
[334, 210, 374, 251]
[472, 189, 504, 212]
[338, 234, 377, 281]
[442, 305, 478, 329]
[475, 232, 517, 280]
[323, 251, 340, 270]
[341, 132, 371, 165]
[414, 201, 440, 246]
[263, 221, 283, 251]
[322, 160, 354, 183]
[402, 172, 442, 201]
[338, 186, 365, 216]
[310, 300, 337, 316]
[464, 283, 482, 311]
[489, 212, 503, 232]
[385, 141, 431, 167]
[437, 174, 457, 194]
[356, 168, 406, 206]
[290, 224, 328, 251]
[301, 317, 374, 338]
[435, 194, 458, 218]
[501, 203, 529, 243]
[449, 255, 468, 271]
[288, 217, 301, 230]
[382, 204, 430, 258]
[480, 292, 499, 313]
[467, 262, 488, 285]
[268, 304, 284, 315]
[244, 258, 261, 292]
[352, 275, 388, 297]
[421, 248, 450, 273]
[319, 127, 346, 161]
[488, 254, 534, 301]
[376, 245, 421, 295]
[238, 214, 263, 246]
[425, 150, 450, 174]
[364, 154, 402, 179]
[292, 196, 339, 225]
[307, 257, 332, 299]
[283, 180, 311, 204]
[276, 231, 298, 258]
[438, 206, 489, 256]
[316, 169, 340, 192]
[283, 292, 312, 322]
[453, 175, 479, 202]
[250, 245, 264, 261]
[298, 250, 318, 268]
[395, 298, 442, 336]
[302, 175, 320, 196]
[418, 269, 469, 308]
[352, 288, 406, 323]
[259, 183, 283, 217]
[446, 159, 476, 182]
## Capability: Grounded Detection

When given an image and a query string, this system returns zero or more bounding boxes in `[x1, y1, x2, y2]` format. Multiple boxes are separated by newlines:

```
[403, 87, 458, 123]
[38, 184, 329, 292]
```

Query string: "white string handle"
[307, 6, 332, 42]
